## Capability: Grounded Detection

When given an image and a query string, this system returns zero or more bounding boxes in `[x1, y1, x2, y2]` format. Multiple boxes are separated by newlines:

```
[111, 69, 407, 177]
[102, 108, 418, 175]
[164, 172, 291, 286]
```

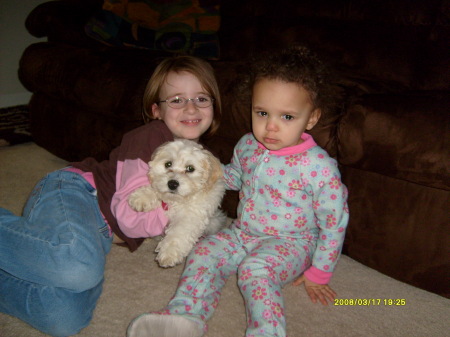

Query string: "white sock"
[127, 314, 203, 337]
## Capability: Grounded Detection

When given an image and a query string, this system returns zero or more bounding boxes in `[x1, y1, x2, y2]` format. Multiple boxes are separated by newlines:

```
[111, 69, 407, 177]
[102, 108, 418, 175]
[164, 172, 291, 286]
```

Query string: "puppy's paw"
[155, 239, 186, 268]
[128, 187, 159, 212]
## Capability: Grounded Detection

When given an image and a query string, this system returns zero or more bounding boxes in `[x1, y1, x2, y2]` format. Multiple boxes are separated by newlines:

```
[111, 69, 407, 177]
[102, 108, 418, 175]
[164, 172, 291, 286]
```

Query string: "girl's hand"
[293, 275, 336, 305]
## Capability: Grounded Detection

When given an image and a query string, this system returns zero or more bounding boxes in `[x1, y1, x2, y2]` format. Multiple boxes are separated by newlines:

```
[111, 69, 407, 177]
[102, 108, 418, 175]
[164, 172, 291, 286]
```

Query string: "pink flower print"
[329, 239, 338, 248]
[280, 270, 288, 281]
[264, 226, 279, 236]
[217, 232, 232, 241]
[329, 250, 339, 262]
[246, 138, 253, 145]
[254, 147, 264, 156]
[286, 262, 293, 270]
[275, 245, 290, 256]
[286, 190, 296, 198]
[322, 167, 331, 177]
[294, 207, 303, 214]
[311, 171, 317, 177]
[245, 199, 255, 212]
[271, 214, 278, 220]
[285, 155, 300, 167]
[319, 180, 325, 188]
[263, 309, 273, 320]
[300, 157, 311, 166]
[216, 257, 227, 268]
[279, 169, 285, 175]
[240, 268, 253, 281]
[240, 156, 248, 170]
[250, 155, 258, 163]
[266, 167, 276, 176]
[250, 214, 257, 220]
[264, 157, 270, 163]
[312, 200, 320, 210]
[271, 302, 284, 318]
[270, 188, 282, 201]
[329, 176, 342, 189]
[318, 153, 324, 159]
[324, 265, 330, 271]
[194, 266, 208, 280]
[294, 216, 307, 228]
[195, 246, 210, 255]
[252, 286, 267, 300]
[259, 216, 268, 225]
[288, 179, 301, 190]
[266, 256, 276, 264]
[285, 213, 292, 219]
[326, 214, 337, 228]
[264, 266, 277, 282]
[273, 200, 281, 207]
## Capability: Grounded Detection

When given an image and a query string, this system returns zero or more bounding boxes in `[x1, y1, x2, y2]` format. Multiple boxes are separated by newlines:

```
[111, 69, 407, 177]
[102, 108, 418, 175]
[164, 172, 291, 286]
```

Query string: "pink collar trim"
[257, 133, 317, 156]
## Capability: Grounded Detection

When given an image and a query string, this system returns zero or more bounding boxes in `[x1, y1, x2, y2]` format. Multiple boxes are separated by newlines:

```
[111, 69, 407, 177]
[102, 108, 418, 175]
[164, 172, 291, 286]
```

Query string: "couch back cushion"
[218, 0, 449, 91]
[338, 92, 450, 190]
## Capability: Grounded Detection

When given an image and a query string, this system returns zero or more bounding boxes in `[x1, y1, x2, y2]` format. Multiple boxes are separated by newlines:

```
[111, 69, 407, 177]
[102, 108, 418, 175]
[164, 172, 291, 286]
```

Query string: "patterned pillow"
[85, 0, 221, 59]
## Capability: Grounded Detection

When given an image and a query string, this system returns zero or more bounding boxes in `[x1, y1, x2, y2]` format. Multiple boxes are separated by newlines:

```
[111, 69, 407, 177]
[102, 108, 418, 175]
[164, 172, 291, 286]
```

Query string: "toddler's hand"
[293, 275, 336, 305]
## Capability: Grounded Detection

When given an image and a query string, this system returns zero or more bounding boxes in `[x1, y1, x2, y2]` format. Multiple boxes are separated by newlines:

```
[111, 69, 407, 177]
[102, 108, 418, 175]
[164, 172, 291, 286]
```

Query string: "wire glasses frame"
[158, 95, 214, 109]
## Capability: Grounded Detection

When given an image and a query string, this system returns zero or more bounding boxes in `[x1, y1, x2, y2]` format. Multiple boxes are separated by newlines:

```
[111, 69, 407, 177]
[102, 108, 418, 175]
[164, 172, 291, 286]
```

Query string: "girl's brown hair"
[142, 55, 222, 138]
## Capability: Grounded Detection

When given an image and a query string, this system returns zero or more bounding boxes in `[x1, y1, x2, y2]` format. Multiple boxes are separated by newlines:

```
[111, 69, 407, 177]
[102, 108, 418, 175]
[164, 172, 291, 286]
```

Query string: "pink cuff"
[303, 266, 333, 284]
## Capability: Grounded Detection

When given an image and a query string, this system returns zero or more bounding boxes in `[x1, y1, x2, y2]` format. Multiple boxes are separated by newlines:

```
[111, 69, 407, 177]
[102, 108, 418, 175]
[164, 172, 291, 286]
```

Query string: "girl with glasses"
[0, 55, 221, 336]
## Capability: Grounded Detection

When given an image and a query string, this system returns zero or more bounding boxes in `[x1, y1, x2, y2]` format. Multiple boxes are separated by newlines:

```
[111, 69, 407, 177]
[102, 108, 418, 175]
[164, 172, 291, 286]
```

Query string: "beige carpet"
[1, 142, 449, 337]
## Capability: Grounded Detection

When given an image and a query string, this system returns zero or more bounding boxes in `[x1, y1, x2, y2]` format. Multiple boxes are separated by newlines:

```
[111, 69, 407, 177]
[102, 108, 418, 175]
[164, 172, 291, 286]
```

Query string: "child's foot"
[127, 313, 203, 337]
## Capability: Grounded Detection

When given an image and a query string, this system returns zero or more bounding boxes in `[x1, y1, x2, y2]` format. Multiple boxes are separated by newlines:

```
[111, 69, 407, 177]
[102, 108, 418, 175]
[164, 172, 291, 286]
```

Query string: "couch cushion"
[85, 0, 220, 59]
[338, 92, 450, 190]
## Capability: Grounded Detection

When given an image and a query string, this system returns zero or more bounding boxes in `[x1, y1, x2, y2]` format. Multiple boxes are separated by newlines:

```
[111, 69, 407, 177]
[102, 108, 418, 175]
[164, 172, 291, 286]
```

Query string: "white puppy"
[128, 139, 227, 267]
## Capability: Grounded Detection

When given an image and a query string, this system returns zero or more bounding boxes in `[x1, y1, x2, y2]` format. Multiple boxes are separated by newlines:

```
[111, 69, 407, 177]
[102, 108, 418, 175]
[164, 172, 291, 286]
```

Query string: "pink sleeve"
[110, 159, 169, 238]
[303, 266, 333, 284]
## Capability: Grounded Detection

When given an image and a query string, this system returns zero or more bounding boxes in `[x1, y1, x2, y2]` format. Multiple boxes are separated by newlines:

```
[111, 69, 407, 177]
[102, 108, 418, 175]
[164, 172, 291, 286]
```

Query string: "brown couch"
[18, 0, 449, 298]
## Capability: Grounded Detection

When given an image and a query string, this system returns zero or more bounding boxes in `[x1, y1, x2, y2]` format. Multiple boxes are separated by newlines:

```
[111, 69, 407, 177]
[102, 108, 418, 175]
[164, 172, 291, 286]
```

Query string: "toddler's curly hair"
[247, 45, 335, 115]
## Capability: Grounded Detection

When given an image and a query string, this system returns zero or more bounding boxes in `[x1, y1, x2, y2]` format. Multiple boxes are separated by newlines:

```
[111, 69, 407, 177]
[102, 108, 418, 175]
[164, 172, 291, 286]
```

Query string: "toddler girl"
[0, 55, 222, 336]
[127, 46, 349, 337]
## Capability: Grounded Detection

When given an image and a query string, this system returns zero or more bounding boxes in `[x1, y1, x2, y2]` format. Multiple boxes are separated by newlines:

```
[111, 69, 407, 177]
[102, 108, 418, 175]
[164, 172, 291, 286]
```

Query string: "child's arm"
[222, 134, 251, 191]
[295, 153, 349, 304]
[110, 158, 169, 238]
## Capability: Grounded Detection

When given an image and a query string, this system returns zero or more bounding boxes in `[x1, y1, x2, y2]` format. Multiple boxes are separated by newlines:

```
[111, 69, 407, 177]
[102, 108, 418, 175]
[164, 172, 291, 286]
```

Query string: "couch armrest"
[25, 0, 103, 45]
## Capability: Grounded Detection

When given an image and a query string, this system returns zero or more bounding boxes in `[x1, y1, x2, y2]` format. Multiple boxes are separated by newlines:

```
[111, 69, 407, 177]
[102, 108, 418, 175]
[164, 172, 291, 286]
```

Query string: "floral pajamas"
[159, 133, 349, 337]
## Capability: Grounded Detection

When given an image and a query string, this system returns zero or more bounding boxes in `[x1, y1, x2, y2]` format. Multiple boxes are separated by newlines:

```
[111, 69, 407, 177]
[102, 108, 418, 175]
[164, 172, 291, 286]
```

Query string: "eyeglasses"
[158, 95, 214, 109]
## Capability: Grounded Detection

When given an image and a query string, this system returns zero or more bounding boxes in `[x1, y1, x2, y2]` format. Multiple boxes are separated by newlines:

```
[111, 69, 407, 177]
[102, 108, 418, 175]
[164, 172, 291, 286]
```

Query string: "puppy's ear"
[202, 151, 223, 189]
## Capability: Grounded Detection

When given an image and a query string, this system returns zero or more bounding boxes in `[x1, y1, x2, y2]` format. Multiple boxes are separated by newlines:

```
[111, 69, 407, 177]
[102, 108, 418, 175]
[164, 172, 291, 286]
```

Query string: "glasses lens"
[167, 96, 186, 109]
[195, 95, 213, 108]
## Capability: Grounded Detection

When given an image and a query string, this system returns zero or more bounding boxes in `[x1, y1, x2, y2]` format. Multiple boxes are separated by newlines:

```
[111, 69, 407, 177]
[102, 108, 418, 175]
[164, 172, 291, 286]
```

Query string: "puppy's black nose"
[168, 180, 179, 191]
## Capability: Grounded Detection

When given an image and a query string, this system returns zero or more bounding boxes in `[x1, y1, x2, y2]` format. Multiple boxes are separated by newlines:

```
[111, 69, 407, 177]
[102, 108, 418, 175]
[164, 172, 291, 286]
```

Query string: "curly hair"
[247, 45, 334, 114]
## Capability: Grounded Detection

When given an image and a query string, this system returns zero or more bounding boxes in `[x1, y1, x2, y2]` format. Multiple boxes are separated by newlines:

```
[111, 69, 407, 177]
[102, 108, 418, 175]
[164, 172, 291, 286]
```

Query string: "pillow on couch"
[85, 0, 221, 59]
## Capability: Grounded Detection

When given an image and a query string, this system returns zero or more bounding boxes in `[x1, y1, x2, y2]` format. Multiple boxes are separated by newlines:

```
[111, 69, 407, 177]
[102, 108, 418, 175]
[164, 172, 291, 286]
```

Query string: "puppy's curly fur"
[128, 139, 227, 267]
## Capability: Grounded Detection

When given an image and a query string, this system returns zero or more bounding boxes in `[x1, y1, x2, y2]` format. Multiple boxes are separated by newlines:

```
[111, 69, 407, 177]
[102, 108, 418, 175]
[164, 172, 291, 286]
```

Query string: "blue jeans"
[0, 170, 113, 336]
